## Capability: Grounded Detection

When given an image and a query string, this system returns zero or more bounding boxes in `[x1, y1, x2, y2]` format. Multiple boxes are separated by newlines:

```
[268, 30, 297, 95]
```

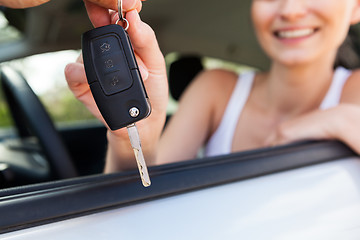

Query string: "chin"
[273, 52, 317, 68]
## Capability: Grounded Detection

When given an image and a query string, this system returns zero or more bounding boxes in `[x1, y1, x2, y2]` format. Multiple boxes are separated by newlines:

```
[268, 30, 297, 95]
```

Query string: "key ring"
[115, 0, 129, 31]
[116, 17, 129, 31]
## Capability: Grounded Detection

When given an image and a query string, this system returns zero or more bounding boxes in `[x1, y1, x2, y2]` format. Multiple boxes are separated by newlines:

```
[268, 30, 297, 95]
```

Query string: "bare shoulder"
[183, 69, 238, 132]
[182, 68, 238, 110]
[184, 69, 237, 95]
[342, 69, 360, 105]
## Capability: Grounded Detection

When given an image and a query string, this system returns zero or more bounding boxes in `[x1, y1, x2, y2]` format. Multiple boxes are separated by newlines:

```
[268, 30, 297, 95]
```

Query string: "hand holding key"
[82, 14, 154, 185]
[65, 1, 168, 180]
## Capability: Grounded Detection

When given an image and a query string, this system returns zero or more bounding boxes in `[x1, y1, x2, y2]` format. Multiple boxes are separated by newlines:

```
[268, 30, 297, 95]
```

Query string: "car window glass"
[1, 50, 97, 126]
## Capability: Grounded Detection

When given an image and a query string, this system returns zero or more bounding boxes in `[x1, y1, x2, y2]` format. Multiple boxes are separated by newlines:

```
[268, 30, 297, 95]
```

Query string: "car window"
[0, 10, 96, 128]
[1, 50, 97, 127]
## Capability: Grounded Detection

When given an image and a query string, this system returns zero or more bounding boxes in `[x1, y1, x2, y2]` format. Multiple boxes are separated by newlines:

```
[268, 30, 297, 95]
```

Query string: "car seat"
[168, 55, 204, 101]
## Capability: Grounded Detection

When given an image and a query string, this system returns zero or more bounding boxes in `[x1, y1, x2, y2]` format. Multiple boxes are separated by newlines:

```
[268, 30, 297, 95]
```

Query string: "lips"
[274, 28, 318, 39]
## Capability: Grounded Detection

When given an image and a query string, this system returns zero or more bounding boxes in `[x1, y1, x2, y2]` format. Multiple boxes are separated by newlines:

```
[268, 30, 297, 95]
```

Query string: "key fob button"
[90, 35, 122, 57]
[97, 51, 130, 76]
[100, 70, 133, 95]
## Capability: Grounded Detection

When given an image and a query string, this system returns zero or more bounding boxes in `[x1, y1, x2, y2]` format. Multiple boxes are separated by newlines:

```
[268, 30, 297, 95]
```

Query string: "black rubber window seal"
[0, 140, 357, 234]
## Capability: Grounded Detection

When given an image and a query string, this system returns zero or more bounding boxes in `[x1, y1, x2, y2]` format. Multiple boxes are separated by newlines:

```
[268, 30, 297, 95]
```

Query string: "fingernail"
[111, 12, 119, 24]
[139, 64, 149, 81]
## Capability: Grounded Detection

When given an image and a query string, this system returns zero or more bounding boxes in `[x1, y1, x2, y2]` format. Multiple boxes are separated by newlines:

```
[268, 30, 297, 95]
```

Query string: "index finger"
[84, 0, 143, 28]
[84, 1, 111, 27]
[86, 0, 143, 12]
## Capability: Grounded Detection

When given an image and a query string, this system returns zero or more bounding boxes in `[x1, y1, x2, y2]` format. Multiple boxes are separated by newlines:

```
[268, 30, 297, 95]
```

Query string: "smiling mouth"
[274, 28, 319, 39]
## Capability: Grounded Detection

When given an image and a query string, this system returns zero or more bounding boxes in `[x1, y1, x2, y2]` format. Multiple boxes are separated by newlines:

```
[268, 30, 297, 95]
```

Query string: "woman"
[65, 0, 360, 172]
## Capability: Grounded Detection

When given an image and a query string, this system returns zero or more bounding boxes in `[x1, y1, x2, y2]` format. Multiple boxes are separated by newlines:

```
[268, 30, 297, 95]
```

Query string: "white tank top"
[204, 67, 352, 157]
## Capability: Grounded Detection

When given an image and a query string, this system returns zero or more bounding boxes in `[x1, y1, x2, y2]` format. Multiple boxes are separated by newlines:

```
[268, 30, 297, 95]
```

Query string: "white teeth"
[277, 28, 315, 39]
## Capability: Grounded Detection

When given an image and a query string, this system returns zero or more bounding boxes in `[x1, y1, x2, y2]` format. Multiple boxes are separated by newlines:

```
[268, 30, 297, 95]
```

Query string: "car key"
[81, 10, 151, 187]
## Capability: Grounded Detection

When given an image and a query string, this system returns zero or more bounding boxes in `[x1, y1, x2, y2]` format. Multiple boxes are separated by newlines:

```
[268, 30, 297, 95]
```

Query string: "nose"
[279, 0, 307, 22]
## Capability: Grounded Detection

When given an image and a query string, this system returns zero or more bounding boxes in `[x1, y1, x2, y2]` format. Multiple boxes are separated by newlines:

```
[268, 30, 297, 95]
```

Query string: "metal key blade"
[127, 123, 151, 187]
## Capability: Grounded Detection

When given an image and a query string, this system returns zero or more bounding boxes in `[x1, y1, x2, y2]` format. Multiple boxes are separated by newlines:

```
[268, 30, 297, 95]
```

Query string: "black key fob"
[82, 24, 151, 130]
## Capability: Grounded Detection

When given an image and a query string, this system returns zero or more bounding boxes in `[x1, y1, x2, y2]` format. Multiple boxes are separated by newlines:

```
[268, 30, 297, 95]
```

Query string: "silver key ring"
[116, 0, 129, 31]
[115, 18, 129, 31]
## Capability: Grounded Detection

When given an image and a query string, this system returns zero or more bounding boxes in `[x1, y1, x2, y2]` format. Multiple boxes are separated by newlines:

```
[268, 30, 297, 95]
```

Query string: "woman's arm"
[265, 104, 360, 154]
[156, 69, 237, 165]
[266, 70, 360, 154]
